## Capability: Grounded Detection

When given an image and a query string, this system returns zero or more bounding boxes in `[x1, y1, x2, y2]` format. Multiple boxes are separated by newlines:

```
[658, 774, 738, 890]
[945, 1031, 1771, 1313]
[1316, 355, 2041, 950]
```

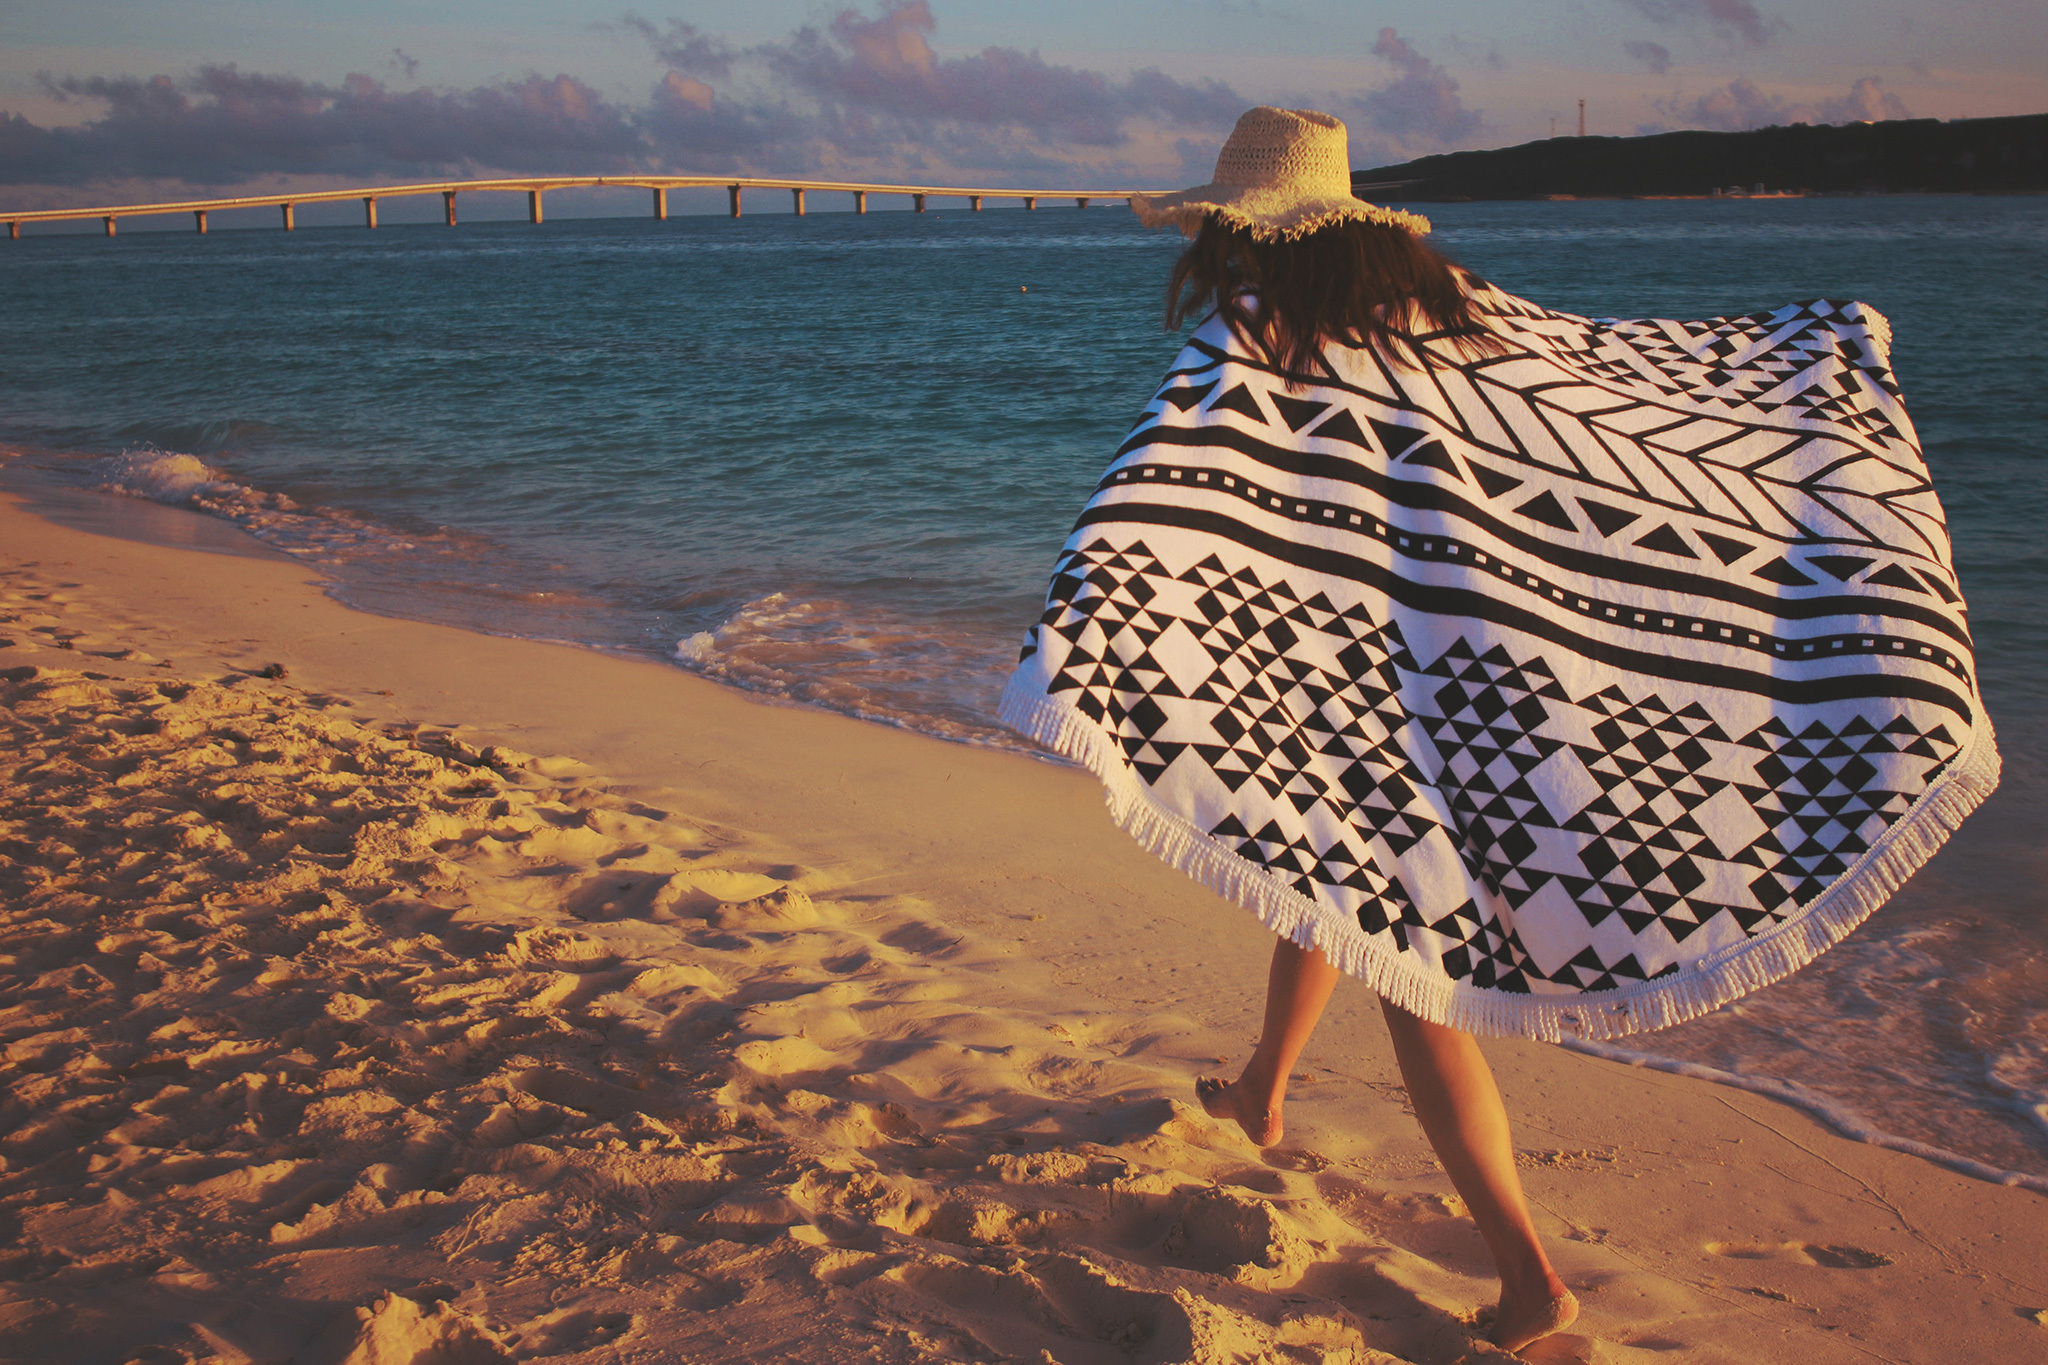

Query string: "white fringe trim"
[1134, 197, 1434, 241]
[999, 671, 2000, 1044]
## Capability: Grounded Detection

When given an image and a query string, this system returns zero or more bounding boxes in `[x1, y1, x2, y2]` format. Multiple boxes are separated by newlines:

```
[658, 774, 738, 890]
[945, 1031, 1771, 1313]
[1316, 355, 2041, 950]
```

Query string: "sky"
[1, 0, 2044, 210]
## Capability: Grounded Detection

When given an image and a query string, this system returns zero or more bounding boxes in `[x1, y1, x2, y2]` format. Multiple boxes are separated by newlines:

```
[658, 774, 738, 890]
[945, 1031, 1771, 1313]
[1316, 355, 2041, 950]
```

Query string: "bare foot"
[1195, 1075, 1283, 1147]
[1488, 1288, 1578, 1354]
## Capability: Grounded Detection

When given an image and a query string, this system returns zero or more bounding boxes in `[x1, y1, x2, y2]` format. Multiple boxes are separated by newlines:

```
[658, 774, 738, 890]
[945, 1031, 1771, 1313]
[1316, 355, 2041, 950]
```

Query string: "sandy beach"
[2, 484, 2045, 1365]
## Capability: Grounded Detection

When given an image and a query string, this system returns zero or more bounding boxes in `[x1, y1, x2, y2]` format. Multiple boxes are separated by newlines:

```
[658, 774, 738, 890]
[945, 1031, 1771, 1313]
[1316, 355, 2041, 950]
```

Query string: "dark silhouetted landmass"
[1354, 113, 2048, 200]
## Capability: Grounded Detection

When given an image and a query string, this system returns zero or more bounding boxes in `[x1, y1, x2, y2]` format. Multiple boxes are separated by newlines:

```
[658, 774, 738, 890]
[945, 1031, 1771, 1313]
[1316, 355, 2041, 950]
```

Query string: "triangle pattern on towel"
[1207, 382, 1268, 424]
[1402, 441, 1466, 480]
[1471, 465, 1524, 499]
[1633, 523, 1697, 558]
[1010, 283, 1984, 1025]
[1578, 499, 1640, 537]
[1698, 530, 1754, 565]
[1307, 407, 1372, 448]
[1515, 490, 1576, 531]
[1270, 393, 1331, 432]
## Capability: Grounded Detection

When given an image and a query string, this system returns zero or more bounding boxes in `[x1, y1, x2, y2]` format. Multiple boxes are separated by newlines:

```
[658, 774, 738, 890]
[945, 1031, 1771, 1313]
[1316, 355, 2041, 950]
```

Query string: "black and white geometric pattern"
[1005, 287, 1996, 1037]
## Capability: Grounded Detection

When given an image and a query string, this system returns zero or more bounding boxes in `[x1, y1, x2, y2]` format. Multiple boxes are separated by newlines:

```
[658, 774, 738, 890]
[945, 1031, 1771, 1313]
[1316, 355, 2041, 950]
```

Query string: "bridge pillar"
[652, 187, 667, 220]
[792, 187, 805, 216]
[528, 190, 544, 224]
[281, 203, 295, 231]
[444, 191, 458, 226]
[103, 216, 116, 237]
[728, 185, 742, 217]
[7, 222, 17, 240]
[364, 197, 378, 229]
[1023, 196, 1036, 211]
[969, 195, 982, 211]
[854, 191, 866, 214]
[194, 210, 208, 234]
[913, 193, 926, 213]
[1076, 197, 1089, 209]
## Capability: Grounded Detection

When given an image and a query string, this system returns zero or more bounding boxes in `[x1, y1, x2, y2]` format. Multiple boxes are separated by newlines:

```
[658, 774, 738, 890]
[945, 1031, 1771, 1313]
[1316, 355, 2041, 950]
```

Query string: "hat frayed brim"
[1132, 188, 1431, 240]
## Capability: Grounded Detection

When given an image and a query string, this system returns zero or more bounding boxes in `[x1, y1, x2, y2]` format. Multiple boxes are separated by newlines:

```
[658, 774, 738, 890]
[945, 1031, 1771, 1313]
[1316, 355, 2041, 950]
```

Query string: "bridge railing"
[3, 175, 1165, 238]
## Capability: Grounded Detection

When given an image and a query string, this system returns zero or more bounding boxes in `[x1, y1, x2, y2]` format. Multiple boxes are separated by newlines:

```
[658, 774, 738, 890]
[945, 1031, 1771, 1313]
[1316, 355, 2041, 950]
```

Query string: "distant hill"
[1354, 112, 2048, 200]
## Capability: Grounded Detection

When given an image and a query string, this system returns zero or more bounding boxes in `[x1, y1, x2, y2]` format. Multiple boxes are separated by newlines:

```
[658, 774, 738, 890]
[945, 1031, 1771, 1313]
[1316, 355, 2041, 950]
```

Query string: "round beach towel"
[1001, 285, 1997, 1041]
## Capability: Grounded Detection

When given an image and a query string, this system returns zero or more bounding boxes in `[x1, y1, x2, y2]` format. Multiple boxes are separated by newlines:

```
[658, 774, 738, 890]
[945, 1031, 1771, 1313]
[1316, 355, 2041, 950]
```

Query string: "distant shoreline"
[1355, 111, 2048, 202]
[1477, 189, 2045, 202]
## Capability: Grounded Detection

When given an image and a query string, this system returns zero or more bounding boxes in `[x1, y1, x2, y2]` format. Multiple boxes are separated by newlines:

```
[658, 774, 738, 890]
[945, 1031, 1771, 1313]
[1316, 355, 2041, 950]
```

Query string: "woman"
[1001, 108, 1996, 1354]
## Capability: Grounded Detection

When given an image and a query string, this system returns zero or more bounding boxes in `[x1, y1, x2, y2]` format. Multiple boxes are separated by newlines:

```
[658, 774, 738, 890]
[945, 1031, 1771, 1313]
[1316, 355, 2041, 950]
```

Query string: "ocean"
[3, 194, 2043, 1181]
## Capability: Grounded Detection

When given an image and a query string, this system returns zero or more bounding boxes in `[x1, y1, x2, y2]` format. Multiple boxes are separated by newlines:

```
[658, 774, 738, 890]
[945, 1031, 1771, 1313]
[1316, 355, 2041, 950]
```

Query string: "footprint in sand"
[1162, 1186, 1314, 1279]
[3, 640, 1724, 1365]
[1705, 1241, 1895, 1268]
[1216, 1165, 1288, 1194]
[318, 1293, 513, 1365]
[705, 885, 826, 929]
[511, 1306, 640, 1354]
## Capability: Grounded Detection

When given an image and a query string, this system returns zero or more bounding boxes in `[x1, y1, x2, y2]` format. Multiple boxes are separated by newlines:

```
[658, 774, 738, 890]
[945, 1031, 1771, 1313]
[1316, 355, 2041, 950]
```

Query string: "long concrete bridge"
[2, 174, 1164, 238]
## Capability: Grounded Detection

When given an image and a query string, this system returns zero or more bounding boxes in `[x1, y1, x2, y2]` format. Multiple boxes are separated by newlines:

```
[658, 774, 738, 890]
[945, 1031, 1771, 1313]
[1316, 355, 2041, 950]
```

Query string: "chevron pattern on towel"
[1001, 288, 1998, 1041]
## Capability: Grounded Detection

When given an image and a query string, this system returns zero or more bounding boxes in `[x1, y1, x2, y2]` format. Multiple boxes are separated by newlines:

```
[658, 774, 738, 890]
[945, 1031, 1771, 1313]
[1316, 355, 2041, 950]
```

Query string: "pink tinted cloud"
[613, 14, 735, 79]
[1656, 75, 1911, 131]
[1351, 28, 1480, 146]
[1624, 40, 1674, 75]
[757, 2, 1241, 146]
[11, 65, 650, 184]
[1619, 0, 1783, 48]
[1, 4, 1250, 189]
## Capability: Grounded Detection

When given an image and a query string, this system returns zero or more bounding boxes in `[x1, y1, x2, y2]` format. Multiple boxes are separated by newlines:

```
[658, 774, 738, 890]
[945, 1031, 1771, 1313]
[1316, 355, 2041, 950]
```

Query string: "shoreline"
[5, 486, 2047, 1363]
[0, 448, 1042, 756]
[21, 459, 2048, 1171]
[28, 465, 2047, 1180]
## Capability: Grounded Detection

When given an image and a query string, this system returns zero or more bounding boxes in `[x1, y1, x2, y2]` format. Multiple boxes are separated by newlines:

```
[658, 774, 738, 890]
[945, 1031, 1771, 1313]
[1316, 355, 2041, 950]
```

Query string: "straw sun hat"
[1132, 106, 1431, 240]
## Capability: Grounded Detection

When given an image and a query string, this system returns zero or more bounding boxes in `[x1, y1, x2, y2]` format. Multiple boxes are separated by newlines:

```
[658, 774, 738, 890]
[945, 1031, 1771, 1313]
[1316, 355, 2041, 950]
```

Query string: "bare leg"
[1197, 936, 1338, 1146]
[1379, 999, 1577, 1353]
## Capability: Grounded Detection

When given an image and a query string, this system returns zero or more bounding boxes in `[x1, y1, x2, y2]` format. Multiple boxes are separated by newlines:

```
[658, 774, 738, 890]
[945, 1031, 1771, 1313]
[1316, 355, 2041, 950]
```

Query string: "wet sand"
[2, 487, 2044, 1365]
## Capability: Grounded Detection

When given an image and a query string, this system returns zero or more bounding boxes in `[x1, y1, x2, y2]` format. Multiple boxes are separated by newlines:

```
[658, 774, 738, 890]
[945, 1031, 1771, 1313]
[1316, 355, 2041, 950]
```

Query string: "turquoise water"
[3, 196, 2045, 1176]
[1, 208, 1186, 742]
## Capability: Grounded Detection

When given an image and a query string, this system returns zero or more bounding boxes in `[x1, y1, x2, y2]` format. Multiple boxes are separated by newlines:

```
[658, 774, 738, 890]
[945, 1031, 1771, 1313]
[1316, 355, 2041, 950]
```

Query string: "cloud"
[1176, 0, 1300, 15]
[1, 4, 1252, 191]
[1351, 28, 1480, 146]
[1655, 75, 1910, 131]
[1623, 40, 1673, 75]
[1812, 76, 1913, 124]
[8, 65, 652, 185]
[1440, 35, 1506, 70]
[755, 2, 1240, 147]
[1618, 0, 1782, 48]
[611, 13, 734, 79]
[1660, 76, 1781, 130]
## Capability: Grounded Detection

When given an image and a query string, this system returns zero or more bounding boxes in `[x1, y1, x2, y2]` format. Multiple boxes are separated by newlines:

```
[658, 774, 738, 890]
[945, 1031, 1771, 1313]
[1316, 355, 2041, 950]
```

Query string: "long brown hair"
[1165, 216, 1500, 381]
